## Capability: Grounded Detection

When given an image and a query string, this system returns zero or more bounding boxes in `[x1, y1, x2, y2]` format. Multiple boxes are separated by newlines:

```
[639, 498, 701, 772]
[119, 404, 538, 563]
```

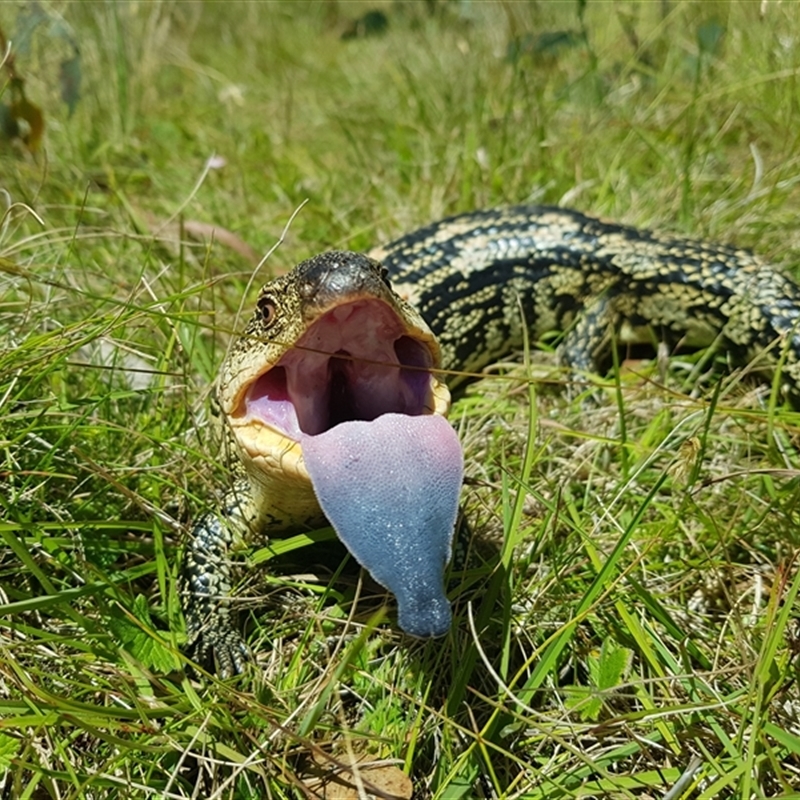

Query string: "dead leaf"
[7, 93, 44, 152]
[302, 753, 413, 800]
[140, 211, 261, 266]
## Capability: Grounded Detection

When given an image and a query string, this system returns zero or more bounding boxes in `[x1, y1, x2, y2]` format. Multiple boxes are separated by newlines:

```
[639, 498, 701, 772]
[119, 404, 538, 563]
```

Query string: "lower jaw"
[236, 434, 324, 529]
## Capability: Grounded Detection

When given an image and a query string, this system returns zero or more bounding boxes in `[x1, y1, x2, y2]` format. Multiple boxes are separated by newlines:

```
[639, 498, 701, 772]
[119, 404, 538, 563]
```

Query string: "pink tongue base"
[301, 414, 463, 637]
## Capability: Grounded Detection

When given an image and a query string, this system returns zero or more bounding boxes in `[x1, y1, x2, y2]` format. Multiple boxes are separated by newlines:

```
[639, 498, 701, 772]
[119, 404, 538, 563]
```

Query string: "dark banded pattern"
[372, 206, 800, 386]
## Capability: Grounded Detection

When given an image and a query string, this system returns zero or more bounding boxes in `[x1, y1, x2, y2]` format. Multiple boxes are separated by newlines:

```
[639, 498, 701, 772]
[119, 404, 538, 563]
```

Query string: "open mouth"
[230, 295, 461, 639]
[237, 299, 441, 437]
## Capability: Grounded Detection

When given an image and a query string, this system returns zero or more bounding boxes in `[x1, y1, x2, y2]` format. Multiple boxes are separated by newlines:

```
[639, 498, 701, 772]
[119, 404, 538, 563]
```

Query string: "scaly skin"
[183, 206, 800, 676]
[183, 251, 449, 675]
[373, 206, 800, 387]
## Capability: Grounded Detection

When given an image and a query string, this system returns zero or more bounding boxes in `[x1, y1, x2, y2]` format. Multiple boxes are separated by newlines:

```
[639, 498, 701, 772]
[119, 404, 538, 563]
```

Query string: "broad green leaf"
[108, 594, 178, 672]
[0, 732, 19, 770]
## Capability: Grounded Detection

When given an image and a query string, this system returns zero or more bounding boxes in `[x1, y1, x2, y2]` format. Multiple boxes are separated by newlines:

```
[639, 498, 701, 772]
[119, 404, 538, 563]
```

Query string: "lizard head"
[217, 251, 462, 637]
[220, 251, 449, 440]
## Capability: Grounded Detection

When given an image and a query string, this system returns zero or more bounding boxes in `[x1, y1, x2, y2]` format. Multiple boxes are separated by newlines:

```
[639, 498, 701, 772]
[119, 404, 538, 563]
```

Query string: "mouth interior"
[241, 299, 434, 437]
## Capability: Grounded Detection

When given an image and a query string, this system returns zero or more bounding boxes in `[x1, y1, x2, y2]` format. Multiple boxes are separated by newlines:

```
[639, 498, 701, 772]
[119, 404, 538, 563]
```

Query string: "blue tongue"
[301, 413, 463, 637]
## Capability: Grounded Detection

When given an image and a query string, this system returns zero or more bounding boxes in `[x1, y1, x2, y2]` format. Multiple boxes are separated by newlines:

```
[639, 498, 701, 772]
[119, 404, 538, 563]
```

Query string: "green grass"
[3, 1, 800, 797]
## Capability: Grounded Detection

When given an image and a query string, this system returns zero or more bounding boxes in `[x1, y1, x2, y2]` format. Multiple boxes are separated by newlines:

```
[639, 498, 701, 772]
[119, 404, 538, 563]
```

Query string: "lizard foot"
[185, 625, 250, 678]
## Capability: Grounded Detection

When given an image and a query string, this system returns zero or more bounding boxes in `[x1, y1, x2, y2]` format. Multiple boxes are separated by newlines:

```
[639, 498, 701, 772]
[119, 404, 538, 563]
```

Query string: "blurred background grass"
[2, 2, 800, 797]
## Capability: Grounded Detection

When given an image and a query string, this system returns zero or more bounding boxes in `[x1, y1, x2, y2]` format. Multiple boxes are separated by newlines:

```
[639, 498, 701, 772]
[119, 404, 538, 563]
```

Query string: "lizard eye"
[257, 295, 276, 326]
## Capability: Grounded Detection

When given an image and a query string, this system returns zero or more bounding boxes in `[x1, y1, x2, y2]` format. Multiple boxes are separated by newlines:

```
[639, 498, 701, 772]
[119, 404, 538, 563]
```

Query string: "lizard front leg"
[181, 478, 256, 677]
